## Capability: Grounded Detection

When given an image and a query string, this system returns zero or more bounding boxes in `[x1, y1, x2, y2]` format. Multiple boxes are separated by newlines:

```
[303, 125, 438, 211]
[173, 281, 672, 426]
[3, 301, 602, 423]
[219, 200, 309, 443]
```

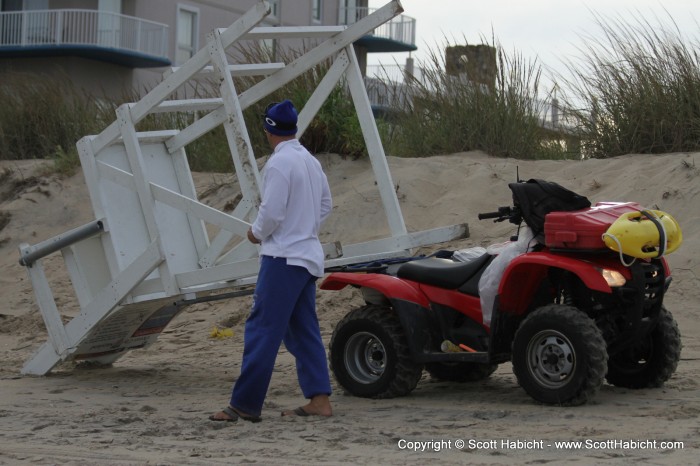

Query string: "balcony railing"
[339, 7, 415, 50]
[0, 9, 168, 59]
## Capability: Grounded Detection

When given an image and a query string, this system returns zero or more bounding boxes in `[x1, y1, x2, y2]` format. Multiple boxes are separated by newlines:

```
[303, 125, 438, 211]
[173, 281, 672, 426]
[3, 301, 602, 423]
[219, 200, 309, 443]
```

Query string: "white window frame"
[268, 0, 279, 20]
[312, 0, 322, 23]
[176, 4, 199, 65]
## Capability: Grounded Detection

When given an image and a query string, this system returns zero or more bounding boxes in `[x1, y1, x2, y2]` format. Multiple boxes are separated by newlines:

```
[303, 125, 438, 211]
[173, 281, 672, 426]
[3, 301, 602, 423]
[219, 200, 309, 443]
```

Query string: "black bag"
[508, 179, 591, 235]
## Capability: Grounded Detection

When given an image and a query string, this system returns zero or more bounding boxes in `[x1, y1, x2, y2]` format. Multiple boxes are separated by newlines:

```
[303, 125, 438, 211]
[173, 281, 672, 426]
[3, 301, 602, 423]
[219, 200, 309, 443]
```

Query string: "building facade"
[0, 0, 415, 98]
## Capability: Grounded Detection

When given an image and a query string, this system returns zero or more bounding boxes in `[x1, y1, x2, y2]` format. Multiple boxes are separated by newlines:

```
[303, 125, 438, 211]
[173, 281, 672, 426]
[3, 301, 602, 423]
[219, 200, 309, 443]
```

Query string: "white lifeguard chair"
[18, 0, 468, 375]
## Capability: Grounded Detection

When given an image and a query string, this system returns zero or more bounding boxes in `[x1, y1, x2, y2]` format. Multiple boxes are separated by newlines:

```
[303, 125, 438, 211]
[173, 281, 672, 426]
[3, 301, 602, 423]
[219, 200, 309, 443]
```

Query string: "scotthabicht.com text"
[396, 438, 684, 452]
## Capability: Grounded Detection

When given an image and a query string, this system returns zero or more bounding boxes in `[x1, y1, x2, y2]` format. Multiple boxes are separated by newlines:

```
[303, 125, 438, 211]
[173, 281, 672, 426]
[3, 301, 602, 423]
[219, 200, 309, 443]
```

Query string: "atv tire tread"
[329, 304, 423, 399]
[512, 304, 608, 406]
[605, 307, 681, 389]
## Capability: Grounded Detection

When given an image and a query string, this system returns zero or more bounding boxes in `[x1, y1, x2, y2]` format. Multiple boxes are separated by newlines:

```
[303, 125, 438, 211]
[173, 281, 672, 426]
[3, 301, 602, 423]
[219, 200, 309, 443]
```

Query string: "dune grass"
[558, 12, 700, 158]
[378, 36, 565, 159]
[0, 72, 110, 174]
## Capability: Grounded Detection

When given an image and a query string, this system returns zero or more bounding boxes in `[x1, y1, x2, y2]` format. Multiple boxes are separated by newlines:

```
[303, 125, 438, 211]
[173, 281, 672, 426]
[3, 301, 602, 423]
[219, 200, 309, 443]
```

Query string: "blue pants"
[230, 256, 331, 417]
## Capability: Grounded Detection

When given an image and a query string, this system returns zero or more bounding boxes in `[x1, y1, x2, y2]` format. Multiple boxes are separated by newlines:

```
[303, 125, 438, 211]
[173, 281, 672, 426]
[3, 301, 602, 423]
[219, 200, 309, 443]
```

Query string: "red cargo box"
[545, 202, 643, 249]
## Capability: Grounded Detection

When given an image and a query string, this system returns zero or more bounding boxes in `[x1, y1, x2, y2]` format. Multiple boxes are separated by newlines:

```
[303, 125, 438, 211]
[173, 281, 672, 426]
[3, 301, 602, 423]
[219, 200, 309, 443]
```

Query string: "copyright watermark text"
[396, 438, 684, 452]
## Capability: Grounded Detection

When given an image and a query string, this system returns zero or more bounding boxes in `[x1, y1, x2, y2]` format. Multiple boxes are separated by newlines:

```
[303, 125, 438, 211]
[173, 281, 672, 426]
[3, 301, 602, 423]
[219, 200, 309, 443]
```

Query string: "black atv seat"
[396, 253, 493, 290]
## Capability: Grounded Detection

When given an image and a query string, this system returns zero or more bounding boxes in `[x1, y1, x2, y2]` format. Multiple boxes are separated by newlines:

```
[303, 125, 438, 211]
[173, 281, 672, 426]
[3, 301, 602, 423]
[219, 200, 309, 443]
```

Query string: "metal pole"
[19, 220, 104, 267]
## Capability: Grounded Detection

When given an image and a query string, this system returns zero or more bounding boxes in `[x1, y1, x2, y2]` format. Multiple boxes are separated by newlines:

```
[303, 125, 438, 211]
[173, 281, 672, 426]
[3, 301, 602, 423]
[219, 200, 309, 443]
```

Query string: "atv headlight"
[600, 268, 626, 287]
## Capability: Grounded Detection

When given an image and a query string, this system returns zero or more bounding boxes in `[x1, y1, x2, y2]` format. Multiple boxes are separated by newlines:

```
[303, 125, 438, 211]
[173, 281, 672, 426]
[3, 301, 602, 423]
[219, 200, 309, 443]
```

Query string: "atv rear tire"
[329, 304, 423, 398]
[512, 304, 608, 406]
[606, 307, 681, 388]
[426, 362, 497, 382]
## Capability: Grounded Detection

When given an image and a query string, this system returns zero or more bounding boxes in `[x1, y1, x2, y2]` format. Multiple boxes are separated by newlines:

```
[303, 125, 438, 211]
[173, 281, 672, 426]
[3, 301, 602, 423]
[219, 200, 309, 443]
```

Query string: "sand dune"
[1, 151, 698, 464]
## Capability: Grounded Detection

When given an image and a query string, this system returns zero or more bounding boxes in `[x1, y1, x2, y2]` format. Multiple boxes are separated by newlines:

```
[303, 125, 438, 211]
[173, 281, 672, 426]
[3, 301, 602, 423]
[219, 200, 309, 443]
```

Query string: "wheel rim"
[344, 331, 387, 383]
[527, 329, 576, 388]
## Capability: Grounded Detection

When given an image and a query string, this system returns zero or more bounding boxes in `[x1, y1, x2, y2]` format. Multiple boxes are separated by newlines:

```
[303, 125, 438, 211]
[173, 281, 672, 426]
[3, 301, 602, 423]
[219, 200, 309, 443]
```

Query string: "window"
[176, 5, 198, 65]
[0, 0, 23, 12]
[23, 0, 48, 9]
[339, 0, 358, 25]
[312, 0, 321, 22]
[268, 0, 279, 19]
[1, 0, 47, 10]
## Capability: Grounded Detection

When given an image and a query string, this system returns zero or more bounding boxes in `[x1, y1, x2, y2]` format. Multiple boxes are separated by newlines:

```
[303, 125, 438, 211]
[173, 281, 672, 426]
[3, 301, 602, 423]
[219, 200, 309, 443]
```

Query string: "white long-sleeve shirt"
[251, 139, 332, 277]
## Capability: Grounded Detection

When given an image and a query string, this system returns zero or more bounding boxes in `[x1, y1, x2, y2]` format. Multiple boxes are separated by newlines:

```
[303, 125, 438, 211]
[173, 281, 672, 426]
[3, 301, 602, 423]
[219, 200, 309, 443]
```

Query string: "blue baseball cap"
[263, 99, 298, 136]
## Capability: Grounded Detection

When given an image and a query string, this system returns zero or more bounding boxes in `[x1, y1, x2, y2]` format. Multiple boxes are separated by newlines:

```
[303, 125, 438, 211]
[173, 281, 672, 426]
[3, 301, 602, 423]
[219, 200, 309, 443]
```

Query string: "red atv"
[321, 179, 682, 405]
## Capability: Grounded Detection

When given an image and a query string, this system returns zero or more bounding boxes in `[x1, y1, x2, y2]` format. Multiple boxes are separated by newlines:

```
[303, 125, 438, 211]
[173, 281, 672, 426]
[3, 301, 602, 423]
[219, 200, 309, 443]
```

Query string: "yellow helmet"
[602, 210, 682, 259]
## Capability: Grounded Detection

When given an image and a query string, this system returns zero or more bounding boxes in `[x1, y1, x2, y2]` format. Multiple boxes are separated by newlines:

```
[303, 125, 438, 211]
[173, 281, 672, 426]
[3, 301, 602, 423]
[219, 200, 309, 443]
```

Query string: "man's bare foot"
[281, 394, 332, 417]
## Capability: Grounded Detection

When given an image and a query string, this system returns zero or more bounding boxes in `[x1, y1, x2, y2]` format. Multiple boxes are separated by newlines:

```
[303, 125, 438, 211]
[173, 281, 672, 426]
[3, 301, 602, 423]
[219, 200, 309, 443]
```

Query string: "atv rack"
[18, 0, 468, 375]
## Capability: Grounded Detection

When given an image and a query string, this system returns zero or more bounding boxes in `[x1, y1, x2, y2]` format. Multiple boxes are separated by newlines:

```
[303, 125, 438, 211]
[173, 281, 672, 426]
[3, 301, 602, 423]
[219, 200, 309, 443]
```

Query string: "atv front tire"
[329, 304, 423, 398]
[606, 307, 681, 388]
[512, 304, 608, 406]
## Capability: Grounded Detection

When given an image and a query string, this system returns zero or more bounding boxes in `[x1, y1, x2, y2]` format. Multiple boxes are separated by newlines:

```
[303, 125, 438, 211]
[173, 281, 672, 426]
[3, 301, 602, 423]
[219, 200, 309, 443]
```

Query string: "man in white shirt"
[210, 100, 333, 423]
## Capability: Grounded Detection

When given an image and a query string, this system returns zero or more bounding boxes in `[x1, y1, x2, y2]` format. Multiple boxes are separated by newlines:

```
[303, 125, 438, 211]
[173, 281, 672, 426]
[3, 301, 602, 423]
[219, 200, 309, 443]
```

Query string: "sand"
[1, 151, 698, 465]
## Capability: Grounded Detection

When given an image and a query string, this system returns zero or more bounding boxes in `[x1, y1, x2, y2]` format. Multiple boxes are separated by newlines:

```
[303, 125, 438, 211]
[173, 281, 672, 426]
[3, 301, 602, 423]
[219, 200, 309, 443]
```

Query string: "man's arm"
[320, 174, 332, 223]
[251, 166, 289, 242]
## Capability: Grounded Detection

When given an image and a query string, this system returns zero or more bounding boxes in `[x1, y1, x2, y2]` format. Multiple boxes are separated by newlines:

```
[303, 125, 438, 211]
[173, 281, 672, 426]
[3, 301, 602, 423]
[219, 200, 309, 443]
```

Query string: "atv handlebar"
[478, 206, 512, 221]
[478, 205, 523, 225]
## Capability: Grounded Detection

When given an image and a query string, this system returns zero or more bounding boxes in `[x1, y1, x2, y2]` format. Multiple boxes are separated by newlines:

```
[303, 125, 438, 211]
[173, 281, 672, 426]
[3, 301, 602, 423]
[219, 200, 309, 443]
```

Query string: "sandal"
[209, 406, 262, 423]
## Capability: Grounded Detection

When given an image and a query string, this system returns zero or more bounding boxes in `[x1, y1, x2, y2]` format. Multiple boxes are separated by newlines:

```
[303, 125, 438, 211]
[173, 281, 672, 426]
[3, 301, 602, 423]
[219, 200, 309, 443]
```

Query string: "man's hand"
[247, 228, 261, 244]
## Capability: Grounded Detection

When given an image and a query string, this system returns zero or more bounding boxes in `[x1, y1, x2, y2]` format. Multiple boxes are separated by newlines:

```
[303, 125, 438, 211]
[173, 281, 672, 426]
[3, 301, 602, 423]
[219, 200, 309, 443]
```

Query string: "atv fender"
[498, 252, 613, 313]
[321, 272, 430, 308]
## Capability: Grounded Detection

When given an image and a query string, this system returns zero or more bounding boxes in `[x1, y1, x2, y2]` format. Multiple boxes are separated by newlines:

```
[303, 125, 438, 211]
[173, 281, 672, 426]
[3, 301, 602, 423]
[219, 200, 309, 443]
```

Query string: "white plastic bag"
[453, 246, 487, 262]
[478, 227, 535, 325]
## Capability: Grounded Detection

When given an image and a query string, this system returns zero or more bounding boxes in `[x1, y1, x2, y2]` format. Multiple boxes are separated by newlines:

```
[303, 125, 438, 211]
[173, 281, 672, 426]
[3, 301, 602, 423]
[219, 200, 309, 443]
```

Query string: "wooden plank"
[23, 259, 70, 357]
[324, 223, 469, 268]
[116, 105, 178, 296]
[176, 257, 260, 289]
[297, 50, 350, 137]
[153, 98, 223, 114]
[238, 25, 346, 39]
[150, 183, 251, 239]
[178, 242, 341, 290]
[199, 28, 263, 267]
[199, 197, 256, 267]
[208, 28, 262, 198]
[345, 45, 407, 238]
[169, 63, 285, 77]
[77, 137, 121, 279]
